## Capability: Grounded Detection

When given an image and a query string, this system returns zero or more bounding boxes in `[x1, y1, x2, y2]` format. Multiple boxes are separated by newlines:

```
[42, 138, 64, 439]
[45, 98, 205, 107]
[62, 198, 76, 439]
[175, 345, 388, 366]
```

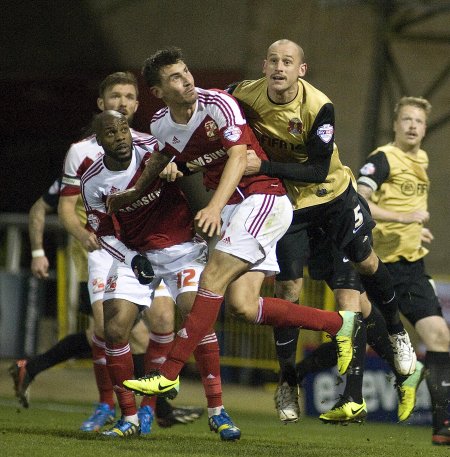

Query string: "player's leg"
[271, 219, 308, 423]
[9, 281, 92, 409]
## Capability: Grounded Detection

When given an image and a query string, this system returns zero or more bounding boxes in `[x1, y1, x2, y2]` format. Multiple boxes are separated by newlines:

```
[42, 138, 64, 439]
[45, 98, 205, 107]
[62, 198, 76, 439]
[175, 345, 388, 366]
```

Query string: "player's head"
[393, 96, 431, 151]
[93, 110, 133, 167]
[142, 47, 197, 108]
[97, 72, 139, 122]
[263, 39, 307, 97]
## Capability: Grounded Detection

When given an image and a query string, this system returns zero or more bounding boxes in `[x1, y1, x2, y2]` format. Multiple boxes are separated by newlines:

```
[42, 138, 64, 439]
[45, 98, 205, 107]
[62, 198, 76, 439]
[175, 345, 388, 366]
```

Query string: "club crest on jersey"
[204, 120, 220, 141]
[317, 124, 333, 143]
[288, 118, 303, 135]
[105, 274, 118, 292]
[359, 162, 376, 176]
[223, 125, 242, 142]
[87, 213, 100, 231]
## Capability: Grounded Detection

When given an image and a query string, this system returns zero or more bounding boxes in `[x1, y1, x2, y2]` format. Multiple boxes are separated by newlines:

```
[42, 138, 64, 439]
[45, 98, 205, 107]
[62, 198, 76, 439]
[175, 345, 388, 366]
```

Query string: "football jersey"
[81, 141, 194, 262]
[150, 87, 286, 205]
[230, 77, 354, 210]
[357, 143, 430, 263]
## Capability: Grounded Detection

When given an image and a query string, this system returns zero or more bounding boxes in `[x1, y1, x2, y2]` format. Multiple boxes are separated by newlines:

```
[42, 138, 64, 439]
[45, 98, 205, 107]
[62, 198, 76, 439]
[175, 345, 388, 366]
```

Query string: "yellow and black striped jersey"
[230, 77, 353, 210]
[357, 143, 430, 263]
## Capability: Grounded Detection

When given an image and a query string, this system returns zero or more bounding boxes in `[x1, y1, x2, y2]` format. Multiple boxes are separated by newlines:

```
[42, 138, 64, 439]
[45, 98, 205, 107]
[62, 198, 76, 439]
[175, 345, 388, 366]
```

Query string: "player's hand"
[80, 231, 101, 252]
[31, 256, 49, 279]
[106, 188, 139, 214]
[399, 210, 429, 224]
[131, 254, 155, 285]
[194, 205, 222, 237]
[244, 149, 262, 176]
[160, 162, 184, 182]
[421, 227, 434, 244]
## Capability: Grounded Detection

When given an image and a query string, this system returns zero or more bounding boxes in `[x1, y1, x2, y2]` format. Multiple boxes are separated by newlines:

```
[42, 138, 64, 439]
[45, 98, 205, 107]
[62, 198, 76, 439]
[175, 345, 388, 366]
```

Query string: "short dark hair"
[92, 110, 127, 136]
[98, 71, 138, 98]
[142, 47, 184, 87]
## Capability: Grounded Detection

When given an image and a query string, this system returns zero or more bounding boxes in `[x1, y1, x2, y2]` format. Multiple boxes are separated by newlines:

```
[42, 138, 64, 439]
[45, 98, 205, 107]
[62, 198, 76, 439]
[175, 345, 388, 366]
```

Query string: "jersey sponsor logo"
[317, 124, 334, 143]
[105, 274, 118, 292]
[188, 148, 227, 168]
[204, 120, 220, 141]
[88, 213, 100, 231]
[401, 180, 416, 196]
[91, 277, 105, 294]
[288, 117, 303, 135]
[223, 125, 242, 142]
[359, 162, 376, 176]
[119, 189, 162, 212]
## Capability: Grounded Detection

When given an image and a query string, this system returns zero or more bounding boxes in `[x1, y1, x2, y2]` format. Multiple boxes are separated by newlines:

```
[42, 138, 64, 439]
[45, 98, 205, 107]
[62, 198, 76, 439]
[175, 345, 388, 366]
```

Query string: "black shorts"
[295, 184, 375, 264]
[78, 281, 92, 315]
[385, 258, 442, 326]
[308, 227, 364, 292]
[275, 215, 309, 281]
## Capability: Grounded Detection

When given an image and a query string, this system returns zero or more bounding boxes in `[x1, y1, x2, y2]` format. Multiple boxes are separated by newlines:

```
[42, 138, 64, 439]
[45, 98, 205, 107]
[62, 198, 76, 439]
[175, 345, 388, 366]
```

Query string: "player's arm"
[28, 196, 53, 279]
[246, 104, 334, 182]
[58, 194, 100, 251]
[357, 151, 429, 225]
[195, 144, 247, 237]
[106, 151, 172, 213]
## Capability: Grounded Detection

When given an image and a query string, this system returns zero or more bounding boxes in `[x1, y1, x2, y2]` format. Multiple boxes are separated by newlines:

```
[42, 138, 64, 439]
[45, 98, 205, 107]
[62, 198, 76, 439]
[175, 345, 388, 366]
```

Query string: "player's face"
[98, 116, 133, 166]
[263, 42, 307, 95]
[393, 105, 427, 151]
[153, 61, 197, 108]
[97, 84, 139, 122]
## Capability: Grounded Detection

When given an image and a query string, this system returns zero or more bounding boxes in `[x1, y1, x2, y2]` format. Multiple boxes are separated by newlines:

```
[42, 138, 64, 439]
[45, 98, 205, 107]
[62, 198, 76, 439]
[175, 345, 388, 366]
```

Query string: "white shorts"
[87, 249, 113, 304]
[103, 239, 207, 308]
[215, 194, 292, 275]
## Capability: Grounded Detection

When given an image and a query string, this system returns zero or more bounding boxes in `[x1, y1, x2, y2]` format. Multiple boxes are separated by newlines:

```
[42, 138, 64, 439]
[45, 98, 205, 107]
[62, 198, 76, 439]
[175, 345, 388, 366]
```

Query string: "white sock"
[208, 406, 223, 417]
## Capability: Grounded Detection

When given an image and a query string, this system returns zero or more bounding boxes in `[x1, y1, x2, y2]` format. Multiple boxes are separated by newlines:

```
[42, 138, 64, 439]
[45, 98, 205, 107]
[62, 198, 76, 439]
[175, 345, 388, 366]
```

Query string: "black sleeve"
[357, 151, 390, 191]
[225, 82, 240, 94]
[259, 103, 335, 183]
[42, 177, 61, 210]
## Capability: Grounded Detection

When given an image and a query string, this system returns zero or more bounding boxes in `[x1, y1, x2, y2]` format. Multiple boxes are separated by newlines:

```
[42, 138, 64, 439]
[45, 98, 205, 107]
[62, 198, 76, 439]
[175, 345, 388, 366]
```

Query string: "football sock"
[258, 297, 343, 334]
[425, 351, 450, 433]
[193, 332, 223, 408]
[359, 261, 404, 334]
[105, 341, 136, 416]
[92, 334, 114, 408]
[296, 342, 337, 383]
[26, 331, 90, 380]
[273, 325, 300, 386]
[161, 289, 223, 381]
[342, 314, 365, 403]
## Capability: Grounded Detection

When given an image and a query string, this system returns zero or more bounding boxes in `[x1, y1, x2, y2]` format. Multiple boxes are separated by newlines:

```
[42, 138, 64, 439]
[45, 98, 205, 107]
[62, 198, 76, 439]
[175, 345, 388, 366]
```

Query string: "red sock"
[92, 334, 114, 409]
[161, 288, 223, 380]
[140, 331, 174, 410]
[105, 342, 136, 416]
[193, 332, 223, 408]
[258, 297, 342, 334]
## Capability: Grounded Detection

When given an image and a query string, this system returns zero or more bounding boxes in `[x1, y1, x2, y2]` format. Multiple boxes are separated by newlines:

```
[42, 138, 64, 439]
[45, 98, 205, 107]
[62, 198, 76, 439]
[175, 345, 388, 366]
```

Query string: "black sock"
[296, 341, 337, 383]
[359, 261, 403, 334]
[364, 305, 405, 380]
[343, 314, 365, 403]
[155, 396, 172, 418]
[273, 325, 300, 386]
[132, 353, 145, 378]
[26, 331, 91, 380]
[425, 351, 450, 433]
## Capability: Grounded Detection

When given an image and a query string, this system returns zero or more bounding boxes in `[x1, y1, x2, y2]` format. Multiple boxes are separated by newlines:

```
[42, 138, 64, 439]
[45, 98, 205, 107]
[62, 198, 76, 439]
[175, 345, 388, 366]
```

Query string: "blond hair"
[394, 96, 432, 120]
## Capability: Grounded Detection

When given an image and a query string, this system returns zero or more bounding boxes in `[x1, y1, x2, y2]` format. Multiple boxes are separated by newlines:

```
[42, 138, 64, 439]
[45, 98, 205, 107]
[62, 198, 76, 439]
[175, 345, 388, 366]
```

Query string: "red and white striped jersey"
[151, 88, 286, 204]
[81, 142, 194, 263]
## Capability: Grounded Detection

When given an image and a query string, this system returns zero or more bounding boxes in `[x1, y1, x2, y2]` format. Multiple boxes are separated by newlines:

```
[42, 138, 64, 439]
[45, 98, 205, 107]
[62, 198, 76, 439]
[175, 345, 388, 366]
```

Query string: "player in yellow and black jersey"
[229, 39, 416, 423]
[357, 97, 450, 446]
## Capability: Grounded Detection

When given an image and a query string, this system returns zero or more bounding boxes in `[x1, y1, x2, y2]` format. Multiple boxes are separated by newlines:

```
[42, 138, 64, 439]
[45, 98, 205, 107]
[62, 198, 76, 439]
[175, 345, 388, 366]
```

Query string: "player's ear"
[150, 86, 163, 99]
[97, 97, 104, 111]
[262, 59, 268, 75]
[133, 100, 139, 113]
[298, 63, 307, 77]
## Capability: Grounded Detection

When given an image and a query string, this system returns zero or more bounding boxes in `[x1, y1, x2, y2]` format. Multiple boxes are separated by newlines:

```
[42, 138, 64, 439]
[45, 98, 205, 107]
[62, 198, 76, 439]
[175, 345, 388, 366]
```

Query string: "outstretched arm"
[106, 151, 172, 213]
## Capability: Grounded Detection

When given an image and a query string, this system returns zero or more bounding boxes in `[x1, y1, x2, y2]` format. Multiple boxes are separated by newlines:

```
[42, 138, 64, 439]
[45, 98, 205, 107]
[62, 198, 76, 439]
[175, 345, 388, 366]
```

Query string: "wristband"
[31, 249, 45, 258]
